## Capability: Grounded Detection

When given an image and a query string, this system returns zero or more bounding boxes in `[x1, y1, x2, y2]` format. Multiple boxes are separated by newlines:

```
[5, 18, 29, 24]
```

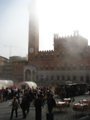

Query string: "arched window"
[73, 76, 76, 81]
[80, 76, 83, 81]
[86, 76, 89, 83]
[62, 75, 65, 80]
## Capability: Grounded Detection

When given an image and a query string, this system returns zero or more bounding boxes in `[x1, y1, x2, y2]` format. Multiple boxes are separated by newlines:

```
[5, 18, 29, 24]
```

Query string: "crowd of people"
[0, 86, 56, 120]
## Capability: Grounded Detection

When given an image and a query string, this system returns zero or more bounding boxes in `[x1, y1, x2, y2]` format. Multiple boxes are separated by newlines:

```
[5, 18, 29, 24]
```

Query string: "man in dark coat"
[47, 93, 56, 113]
[20, 94, 28, 119]
[34, 95, 43, 120]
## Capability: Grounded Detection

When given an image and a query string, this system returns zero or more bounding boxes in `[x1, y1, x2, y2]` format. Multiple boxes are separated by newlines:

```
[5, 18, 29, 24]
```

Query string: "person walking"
[9, 97, 18, 120]
[20, 94, 28, 119]
[34, 95, 43, 120]
[47, 93, 56, 113]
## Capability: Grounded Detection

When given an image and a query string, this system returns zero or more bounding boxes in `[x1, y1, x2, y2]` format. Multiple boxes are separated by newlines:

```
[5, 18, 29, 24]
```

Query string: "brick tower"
[28, 0, 39, 64]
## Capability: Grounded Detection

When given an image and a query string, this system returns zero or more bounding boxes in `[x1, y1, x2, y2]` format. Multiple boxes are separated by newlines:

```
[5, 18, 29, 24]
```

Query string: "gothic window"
[36, 75, 38, 80]
[72, 53, 76, 57]
[62, 75, 65, 80]
[80, 66, 84, 70]
[57, 54, 60, 58]
[73, 66, 76, 70]
[40, 75, 43, 81]
[67, 66, 70, 70]
[67, 53, 70, 57]
[86, 52, 89, 57]
[57, 66, 60, 70]
[57, 45, 59, 48]
[86, 66, 89, 70]
[62, 66, 65, 70]
[57, 76, 60, 80]
[35, 55, 38, 58]
[51, 76, 54, 80]
[46, 76, 48, 81]
[51, 67, 54, 70]
[73, 76, 76, 81]
[45, 55, 49, 59]
[45, 67, 48, 70]
[41, 56, 43, 59]
[51, 55, 54, 58]
[40, 67, 43, 70]
[80, 53, 83, 57]
[62, 54, 65, 58]
[86, 76, 89, 83]
[80, 76, 83, 81]
[67, 76, 70, 80]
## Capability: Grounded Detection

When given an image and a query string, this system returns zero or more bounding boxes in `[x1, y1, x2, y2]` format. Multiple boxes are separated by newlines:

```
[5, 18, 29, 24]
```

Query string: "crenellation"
[39, 50, 54, 53]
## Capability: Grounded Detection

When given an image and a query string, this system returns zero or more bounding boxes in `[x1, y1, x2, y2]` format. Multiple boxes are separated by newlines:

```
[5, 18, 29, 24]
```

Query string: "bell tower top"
[28, 0, 39, 61]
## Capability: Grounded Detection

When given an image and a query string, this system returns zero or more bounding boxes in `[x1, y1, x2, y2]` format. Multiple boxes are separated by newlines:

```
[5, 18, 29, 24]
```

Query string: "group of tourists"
[8, 87, 56, 120]
[0, 87, 18, 103]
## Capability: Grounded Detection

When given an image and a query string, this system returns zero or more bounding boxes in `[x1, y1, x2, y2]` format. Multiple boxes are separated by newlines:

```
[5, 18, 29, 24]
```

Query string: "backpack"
[12, 100, 18, 109]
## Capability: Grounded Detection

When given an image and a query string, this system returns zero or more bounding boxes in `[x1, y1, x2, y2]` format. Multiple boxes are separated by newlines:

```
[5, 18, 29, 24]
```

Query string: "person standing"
[47, 93, 56, 113]
[20, 94, 28, 119]
[34, 95, 43, 120]
[9, 97, 18, 120]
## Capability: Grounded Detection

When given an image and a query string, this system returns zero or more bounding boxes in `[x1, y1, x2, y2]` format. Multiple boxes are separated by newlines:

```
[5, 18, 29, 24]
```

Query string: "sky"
[0, 0, 90, 59]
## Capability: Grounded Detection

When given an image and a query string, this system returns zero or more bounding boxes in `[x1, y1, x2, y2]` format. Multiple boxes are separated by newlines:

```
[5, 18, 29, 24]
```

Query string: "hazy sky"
[0, 0, 90, 59]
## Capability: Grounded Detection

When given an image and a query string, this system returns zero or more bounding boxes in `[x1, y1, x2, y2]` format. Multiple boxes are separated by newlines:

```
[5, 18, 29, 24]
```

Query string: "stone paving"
[0, 93, 90, 120]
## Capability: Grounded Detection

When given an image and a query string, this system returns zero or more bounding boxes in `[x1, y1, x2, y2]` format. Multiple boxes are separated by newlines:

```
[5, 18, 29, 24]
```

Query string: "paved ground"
[0, 93, 90, 120]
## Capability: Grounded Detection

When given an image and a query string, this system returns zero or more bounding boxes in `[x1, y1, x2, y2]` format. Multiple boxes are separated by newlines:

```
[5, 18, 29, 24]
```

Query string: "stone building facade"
[24, 0, 90, 86]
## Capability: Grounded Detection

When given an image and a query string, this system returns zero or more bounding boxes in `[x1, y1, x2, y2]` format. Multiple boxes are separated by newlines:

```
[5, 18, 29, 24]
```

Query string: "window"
[51, 76, 54, 80]
[67, 54, 70, 57]
[80, 66, 83, 70]
[41, 56, 43, 59]
[80, 53, 83, 57]
[51, 55, 54, 59]
[51, 67, 54, 70]
[57, 67, 60, 70]
[62, 54, 65, 58]
[46, 76, 48, 81]
[57, 54, 60, 58]
[86, 52, 89, 57]
[57, 76, 60, 80]
[41, 75, 43, 81]
[86, 76, 89, 83]
[62, 67, 65, 70]
[57, 45, 59, 48]
[73, 66, 76, 70]
[40, 67, 43, 70]
[62, 76, 65, 80]
[45, 55, 49, 59]
[73, 76, 76, 81]
[86, 66, 89, 70]
[67, 76, 70, 80]
[67, 66, 70, 70]
[36, 75, 38, 80]
[45, 67, 48, 70]
[80, 76, 83, 81]
[35, 55, 38, 58]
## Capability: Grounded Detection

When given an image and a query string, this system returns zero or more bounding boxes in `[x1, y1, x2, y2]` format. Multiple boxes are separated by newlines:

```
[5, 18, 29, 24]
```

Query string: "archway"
[86, 76, 89, 83]
[25, 69, 31, 81]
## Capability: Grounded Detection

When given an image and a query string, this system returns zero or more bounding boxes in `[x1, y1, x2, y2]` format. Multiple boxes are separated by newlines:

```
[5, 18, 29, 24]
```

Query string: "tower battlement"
[54, 31, 79, 40]
[39, 50, 54, 53]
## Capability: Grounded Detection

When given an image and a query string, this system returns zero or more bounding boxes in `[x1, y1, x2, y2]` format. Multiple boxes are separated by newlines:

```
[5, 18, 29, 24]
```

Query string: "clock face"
[63, 42, 68, 47]
[30, 48, 34, 53]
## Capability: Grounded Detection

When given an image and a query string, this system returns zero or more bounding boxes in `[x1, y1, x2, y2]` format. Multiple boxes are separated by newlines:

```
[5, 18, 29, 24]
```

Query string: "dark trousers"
[22, 109, 26, 118]
[35, 108, 41, 120]
[10, 109, 17, 119]
[48, 105, 53, 113]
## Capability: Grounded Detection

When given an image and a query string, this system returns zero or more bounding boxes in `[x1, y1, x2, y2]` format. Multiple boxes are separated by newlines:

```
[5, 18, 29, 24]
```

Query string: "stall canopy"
[0, 80, 13, 88]
[0, 84, 7, 89]
[18, 81, 37, 89]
